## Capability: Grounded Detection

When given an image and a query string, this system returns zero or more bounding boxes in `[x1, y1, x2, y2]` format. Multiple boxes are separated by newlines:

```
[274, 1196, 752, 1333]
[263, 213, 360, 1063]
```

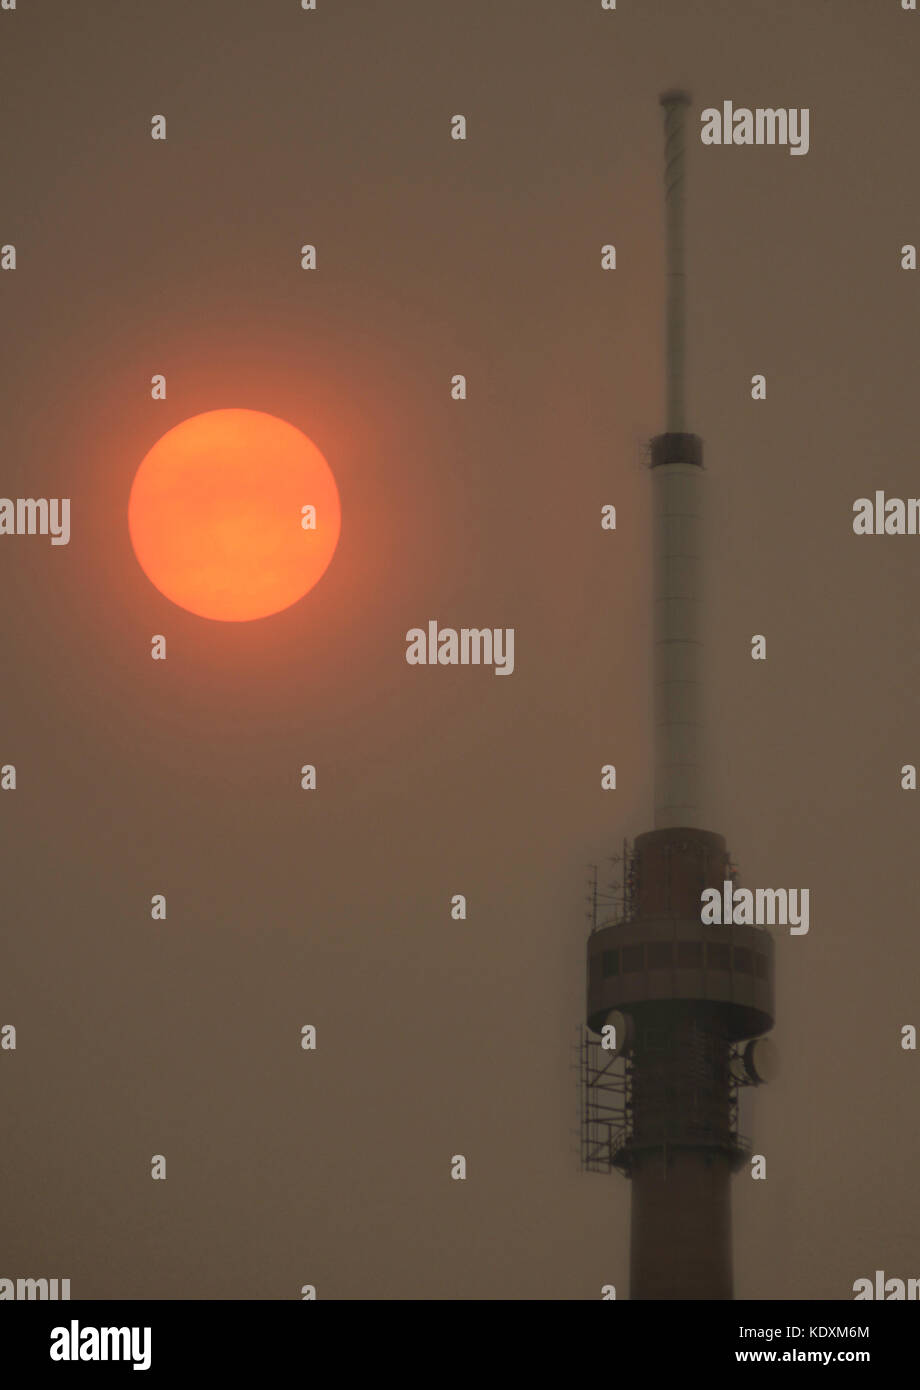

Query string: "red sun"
[128, 409, 341, 622]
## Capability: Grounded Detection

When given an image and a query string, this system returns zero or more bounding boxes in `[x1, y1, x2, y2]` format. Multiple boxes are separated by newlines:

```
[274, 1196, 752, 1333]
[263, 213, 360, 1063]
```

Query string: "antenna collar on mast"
[650, 431, 703, 468]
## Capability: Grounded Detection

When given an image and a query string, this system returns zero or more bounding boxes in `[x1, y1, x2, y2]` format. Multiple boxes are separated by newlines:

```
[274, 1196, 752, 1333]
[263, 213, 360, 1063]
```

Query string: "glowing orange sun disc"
[128, 408, 341, 622]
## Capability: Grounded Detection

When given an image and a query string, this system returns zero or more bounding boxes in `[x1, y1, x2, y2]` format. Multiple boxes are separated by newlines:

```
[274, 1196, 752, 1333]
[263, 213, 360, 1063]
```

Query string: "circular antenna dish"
[743, 1037, 779, 1085]
[598, 1009, 632, 1060]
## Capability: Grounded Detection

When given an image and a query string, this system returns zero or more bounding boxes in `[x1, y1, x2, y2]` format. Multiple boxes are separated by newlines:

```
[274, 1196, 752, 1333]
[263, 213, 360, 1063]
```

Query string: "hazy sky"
[2, 0, 919, 1299]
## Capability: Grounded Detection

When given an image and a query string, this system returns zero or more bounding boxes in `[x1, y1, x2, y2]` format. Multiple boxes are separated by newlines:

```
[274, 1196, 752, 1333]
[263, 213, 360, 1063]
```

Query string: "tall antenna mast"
[651, 90, 704, 830]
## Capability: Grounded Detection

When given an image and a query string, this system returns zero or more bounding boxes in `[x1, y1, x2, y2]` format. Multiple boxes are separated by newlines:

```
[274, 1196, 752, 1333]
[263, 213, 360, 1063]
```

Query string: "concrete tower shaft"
[630, 1148, 734, 1300]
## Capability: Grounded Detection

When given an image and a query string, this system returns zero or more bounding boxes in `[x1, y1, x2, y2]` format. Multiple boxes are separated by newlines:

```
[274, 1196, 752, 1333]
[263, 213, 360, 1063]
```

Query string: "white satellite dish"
[598, 1009, 633, 1059]
[743, 1036, 779, 1085]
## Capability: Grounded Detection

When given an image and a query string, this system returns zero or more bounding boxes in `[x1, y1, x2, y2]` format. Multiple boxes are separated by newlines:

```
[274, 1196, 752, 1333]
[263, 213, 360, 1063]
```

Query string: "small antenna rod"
[660, 90, 691, 433]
